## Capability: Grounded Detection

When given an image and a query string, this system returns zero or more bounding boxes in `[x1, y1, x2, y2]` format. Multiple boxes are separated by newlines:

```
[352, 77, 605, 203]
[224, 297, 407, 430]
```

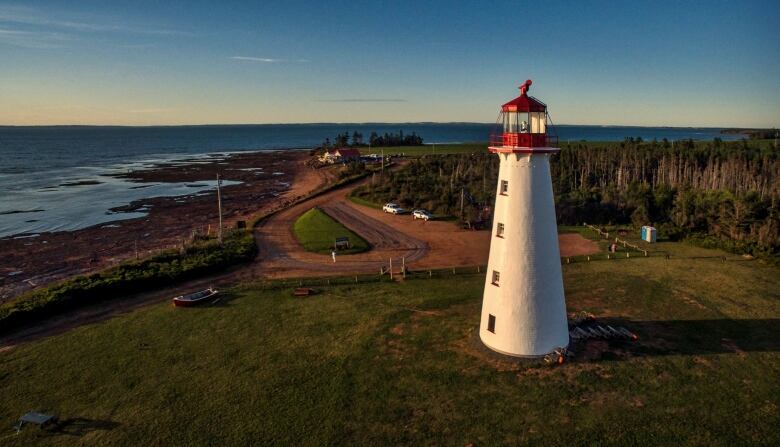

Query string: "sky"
[0, 0, 778, 127]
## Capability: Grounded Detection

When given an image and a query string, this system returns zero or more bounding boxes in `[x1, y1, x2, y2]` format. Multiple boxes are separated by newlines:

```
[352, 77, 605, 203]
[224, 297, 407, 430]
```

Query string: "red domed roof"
[501, 79, 547, 112]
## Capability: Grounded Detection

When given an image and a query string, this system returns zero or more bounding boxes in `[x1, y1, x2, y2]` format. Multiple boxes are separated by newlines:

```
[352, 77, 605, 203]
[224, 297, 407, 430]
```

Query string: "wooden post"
[587, 256, 590, 261]
[402, 257, 406, 279]
[216, 172, 223, 244]
[429, 270, 432, 277]
[389, 258, 393, 280]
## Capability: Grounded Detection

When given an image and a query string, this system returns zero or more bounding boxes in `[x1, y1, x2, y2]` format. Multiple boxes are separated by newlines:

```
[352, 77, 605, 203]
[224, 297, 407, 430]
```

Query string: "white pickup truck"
[382, 203, 405, 214]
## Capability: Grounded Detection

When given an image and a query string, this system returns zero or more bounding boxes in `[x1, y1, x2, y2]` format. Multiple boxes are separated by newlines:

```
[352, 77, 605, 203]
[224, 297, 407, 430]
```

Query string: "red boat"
[173, 287, 218, 307]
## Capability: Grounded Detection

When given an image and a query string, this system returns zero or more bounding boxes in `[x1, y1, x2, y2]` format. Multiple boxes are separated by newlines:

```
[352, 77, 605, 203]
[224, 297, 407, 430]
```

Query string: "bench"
[293, 288, 318, 297]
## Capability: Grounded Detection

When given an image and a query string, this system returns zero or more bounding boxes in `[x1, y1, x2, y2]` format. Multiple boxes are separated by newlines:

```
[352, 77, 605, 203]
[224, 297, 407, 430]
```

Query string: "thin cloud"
[127, 107, 178, 114]
[0, 27, 69, 48]
[315, 99, 407, 103]
[231, 56, 309, 63]
[0, 5, 190, 36]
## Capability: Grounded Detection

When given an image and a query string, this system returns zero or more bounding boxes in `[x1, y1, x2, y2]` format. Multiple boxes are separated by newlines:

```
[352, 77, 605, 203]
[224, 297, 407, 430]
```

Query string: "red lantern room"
[489, 80, 558, 153]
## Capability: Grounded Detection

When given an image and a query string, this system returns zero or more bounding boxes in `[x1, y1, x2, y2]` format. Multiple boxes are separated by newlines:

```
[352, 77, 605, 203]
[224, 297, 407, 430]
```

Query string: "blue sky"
[1, 0, 778, 126]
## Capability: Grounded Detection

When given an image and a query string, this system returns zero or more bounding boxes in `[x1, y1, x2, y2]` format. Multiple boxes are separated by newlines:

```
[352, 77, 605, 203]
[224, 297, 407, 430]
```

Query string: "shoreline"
[0, 149, 330, 303]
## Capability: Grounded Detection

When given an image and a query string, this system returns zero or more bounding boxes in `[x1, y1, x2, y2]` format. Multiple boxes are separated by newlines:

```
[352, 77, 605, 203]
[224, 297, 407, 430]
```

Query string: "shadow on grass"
[575, 318, 780, 361]
[41, 418, 121, 437]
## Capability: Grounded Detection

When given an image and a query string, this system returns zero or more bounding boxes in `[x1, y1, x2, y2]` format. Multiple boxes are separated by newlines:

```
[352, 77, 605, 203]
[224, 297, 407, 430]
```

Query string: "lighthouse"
[479, 80, 569, 358]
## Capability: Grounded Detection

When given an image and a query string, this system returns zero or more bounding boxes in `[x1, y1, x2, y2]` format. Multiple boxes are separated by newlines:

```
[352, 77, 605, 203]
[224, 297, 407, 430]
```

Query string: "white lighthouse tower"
[479, 80, 569, 358]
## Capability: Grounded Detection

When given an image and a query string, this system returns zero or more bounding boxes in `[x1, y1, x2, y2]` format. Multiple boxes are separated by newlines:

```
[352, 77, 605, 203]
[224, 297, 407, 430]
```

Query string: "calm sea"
[0, 123, 737, 238]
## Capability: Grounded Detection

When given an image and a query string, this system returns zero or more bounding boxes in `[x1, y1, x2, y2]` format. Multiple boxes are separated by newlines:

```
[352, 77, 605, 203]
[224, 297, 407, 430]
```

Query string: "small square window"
[496, 222, 505, 237]
[491, 270, 500, 286]
[500, 180, 508, 195]
[488, 314, 496, 333]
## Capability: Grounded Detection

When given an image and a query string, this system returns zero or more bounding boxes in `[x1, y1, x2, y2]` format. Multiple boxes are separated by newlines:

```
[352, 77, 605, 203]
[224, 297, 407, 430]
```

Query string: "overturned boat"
[173, 287, 218, 307]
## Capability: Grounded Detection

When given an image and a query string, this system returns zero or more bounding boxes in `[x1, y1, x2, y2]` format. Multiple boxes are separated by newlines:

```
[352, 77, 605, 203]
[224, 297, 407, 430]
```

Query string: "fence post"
[627, 252, 630, 258]
[452, 268, 456, 275]
[587, 256, 590, 261]
[566, 257, 570, 264]
[429, 270, 432, 278]
[390, 258, 393, 280]
[355, 276, 358, 283]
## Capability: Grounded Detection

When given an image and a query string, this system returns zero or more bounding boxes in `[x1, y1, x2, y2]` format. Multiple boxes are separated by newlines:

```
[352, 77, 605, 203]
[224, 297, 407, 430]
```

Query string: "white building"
[479, 80, 569, 358]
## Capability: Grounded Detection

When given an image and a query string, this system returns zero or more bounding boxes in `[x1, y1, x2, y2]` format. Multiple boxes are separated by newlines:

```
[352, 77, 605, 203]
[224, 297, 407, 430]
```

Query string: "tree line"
[322, 130, 424, 149]
[351, 138, 779, 260]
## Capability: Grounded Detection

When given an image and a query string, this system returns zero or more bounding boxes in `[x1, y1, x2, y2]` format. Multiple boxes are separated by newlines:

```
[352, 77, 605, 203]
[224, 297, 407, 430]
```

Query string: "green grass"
[358, 142, 488, 156]
[292, 207, 370, 255]
[346, 193, 382, 210]
[2, 241, 779, 446]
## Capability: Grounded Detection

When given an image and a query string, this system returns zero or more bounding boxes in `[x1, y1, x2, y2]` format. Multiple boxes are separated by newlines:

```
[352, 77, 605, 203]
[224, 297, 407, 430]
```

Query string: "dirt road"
[0, 167, 599, 349]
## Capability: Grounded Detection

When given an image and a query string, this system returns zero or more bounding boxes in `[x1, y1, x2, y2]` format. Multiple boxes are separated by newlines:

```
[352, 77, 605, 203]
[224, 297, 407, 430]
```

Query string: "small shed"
[641, 226, 657, 243]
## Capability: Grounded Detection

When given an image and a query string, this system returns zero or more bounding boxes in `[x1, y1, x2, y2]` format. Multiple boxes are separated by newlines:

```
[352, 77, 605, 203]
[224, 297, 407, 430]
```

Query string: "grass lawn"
[1, 241, 779, 446]
[358, 143, 488, 157]
[346, 193, 382, 210]
[292, 207, 370, 255]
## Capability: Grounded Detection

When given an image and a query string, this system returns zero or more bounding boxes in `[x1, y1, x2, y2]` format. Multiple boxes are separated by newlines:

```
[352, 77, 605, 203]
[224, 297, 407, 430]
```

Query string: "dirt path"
[249, 180, 429, 278]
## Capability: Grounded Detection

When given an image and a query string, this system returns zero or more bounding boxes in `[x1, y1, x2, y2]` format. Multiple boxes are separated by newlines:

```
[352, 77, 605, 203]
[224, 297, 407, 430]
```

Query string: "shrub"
[0, 230, 257, 333]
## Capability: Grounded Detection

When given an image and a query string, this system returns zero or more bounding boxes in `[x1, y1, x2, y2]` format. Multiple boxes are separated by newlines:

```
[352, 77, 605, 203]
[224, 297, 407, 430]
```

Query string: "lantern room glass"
[503, 111, 530, 134]
[530, 112, 546, 134]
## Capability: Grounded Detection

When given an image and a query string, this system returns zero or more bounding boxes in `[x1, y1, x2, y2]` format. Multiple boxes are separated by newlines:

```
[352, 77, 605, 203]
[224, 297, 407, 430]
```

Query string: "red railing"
[489, 133, 559, 148]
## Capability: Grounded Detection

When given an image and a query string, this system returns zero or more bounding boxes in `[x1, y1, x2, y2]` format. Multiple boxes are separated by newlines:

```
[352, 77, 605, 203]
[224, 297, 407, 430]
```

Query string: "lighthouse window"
[530, 112, 546, 134]
[496, 222, 505, 237]
[488, 314, 496, 333]
[491, 270, 500, 286]
[500, 180, 508, 195]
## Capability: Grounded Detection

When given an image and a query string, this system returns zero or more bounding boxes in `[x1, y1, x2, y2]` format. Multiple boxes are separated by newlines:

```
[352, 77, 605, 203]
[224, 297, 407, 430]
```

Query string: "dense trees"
[352, 138, 779, 260]
[322, 130, 423, 149]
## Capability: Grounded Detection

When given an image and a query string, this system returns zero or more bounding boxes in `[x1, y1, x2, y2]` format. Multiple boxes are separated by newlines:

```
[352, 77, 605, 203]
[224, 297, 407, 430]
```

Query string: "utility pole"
[381, 148, 384, 175]
[216, 172, 223, 244]
[460, 187, 465, 219]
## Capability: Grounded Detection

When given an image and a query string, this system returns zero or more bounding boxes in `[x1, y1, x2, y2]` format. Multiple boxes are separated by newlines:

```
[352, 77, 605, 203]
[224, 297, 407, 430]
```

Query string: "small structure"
[15, 411, 57, 433]
[641, 226, 657, 243]
[334, 236, 350, 250]
[320, 148, 362, 164]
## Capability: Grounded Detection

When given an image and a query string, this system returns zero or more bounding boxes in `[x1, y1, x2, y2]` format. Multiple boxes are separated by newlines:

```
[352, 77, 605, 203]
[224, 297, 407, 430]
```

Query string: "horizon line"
[0, 122, 773, 130]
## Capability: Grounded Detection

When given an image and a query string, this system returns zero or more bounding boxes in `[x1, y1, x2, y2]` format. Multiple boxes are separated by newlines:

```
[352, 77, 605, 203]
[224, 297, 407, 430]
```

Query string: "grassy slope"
[2, 241, 778, 446]
[292, 207, 369, 255]
[358, 143, 487, 156]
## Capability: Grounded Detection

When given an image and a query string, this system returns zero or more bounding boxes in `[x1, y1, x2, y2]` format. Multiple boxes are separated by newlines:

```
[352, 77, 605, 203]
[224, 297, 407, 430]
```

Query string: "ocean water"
[0, 123, 737, 238]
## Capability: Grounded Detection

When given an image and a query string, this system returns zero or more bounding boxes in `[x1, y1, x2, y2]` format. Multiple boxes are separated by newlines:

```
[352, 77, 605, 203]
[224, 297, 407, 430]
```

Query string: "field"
[292, 207, 370, 255]
[1, 240, 778, 446]
[359, 143, 487, 156]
